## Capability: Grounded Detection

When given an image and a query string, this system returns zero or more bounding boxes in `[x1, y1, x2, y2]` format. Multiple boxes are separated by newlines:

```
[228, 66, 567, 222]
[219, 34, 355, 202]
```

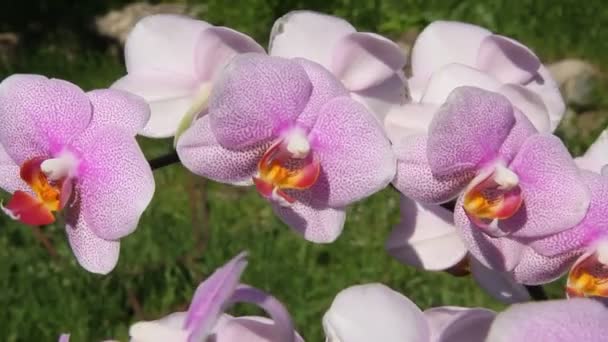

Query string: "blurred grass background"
[0, 0, 606, 340]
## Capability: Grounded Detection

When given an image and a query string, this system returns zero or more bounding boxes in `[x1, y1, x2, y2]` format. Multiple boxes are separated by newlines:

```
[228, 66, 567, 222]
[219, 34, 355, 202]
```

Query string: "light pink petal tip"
[576, 129, 608, 174]
[58, 334, 70, 342]
[269, 10, 355, 67]
[424, 306, 496, 342]
[386, 196, 467, 271]
[185, 252, 248, 342]
[476, 35, 541, 84]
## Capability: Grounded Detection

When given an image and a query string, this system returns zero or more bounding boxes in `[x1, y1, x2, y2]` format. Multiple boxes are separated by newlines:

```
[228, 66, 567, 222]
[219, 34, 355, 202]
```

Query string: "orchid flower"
[575, 129, 608, 174]
[324, 283, 608, 342]
[385, 20, 564, 142]
[112, 14, 264, 138]
[323, 283, 496, 342]
[129, 252, 303, 342]
[176, 53, 395, 243]
[386, 196, 531, 303]
[0, 75, 154, 274]
[268, 11, 408, 123]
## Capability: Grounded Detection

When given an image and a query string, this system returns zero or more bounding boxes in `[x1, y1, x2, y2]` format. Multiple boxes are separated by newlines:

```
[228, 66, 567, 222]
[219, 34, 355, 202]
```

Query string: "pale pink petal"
[351, 73, 409, 123]
[331, 32, 406, 91]
[72, 127, 154, 241]
[420, 64, 501, 105]
[476, 35, 541, 85]
[525, 66, 566, 131]
[576, 130, 608, 174]
[386, 196, 467, 271]
[124, 14, 210, 76]
[194, 26, 264, 81]
[323, 283, 430, 342]
[424, 306, 495, 342]
[86, 89, 151, 135]
[269, 10, 355, 67]
[65, 207, 120, 275]
[411, 21, 491, 82]
[0, 74, 92, 163]
[384, 102, 438, 144]
[214, 317, 304, 342]
[111, 72, 198, 138]
[498, 84, 550, 133]
[470, 257, 531, 304]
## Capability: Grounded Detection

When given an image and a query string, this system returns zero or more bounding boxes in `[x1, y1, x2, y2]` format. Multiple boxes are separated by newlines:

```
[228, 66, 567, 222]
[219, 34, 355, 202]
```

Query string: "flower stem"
[148, 151, 180, 170]
[525, 285, 548, 300]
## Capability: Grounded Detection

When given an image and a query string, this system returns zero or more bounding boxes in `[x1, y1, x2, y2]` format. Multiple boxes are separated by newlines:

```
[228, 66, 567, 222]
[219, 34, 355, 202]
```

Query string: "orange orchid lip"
[463, 164, 523, 233]
[253, 133, 320, 206]
[2, 157, 72, 226]
[566, 248, 608, 298]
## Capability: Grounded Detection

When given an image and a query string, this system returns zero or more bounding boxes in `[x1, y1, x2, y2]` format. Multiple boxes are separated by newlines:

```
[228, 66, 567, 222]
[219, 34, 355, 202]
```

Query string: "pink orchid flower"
[128, 252, 303, 342]
[325, 283, 608, 342]
[268, 11, 408, 123]
[112, 14, 264, 138]
[176, 53, 395, 243]
[386, 21, 564, 142]
[0, 75, 154, 274]
[386, 196, 531, 303]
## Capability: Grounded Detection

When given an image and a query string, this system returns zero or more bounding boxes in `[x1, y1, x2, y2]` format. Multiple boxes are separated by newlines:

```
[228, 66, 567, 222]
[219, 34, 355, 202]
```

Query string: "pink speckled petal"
[293, 58, 349, 130]
[427, 86, 516, 177]
[323, 283, 430, 342]
[0, 74, 91, 163]
[505, 134, 590, 238]
[420, 64, 501, 105]
[411, 21, 491, 82]
[194, 26, 264, 81]
[498, 84, 550, 133]
[0, 145, 26, 193]
[273, 189, 346, 243]
[73, 127, 154, 241]
[393, 134, 473, 203]
[477, 35, 541, 85]
[308, 97, 395, 207]
[186, 252, 248, 342]
[177, 116, 265, 185]
[351, 73, 409, 123]
[495, 109, 538, 164]
[454, 198, 524, 271]
[331, 32, 406, 91]
[386, 196, 467, 271]
[214, 316, 304, 342]
[486, 298, 608, 342]
[384, 102, 437, 144]
[86, 89, 150, 135]
[424, 306, 495, 342]
[111, 71, 198, 138]
[510, 247, 578, 285]
[65, 207, 120, 275]
[209, 54, 312, 148]
[576, 130, 608, 173]
[269, 10, 355, 67]
[124, 14, 210, 76]
[530, 171, 608, 257]
[525, 66, 566, 131]
[470, 257, 531, 304]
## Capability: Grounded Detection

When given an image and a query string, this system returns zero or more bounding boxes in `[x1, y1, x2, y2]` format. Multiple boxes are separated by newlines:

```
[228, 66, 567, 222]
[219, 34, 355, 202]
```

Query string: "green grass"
[0, 0, 606, 341]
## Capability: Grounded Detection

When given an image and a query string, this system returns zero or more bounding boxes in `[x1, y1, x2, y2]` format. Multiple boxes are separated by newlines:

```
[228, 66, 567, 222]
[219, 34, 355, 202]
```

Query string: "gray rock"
[0, 32, 19, 65]
[95, 2, 206, 45]
[547, 59, 600, 109]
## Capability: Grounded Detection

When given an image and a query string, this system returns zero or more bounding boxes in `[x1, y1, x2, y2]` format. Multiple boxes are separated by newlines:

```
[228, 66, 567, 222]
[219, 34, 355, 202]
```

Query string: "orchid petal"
[0, 145, 25, 193]
[524, 66, 566, 131]
[386, 196, 467, 271]
[86, 89, 151, 135]
[498, 84, 550, 133]
[351, 73, 409, 122]
[269, 10, 355, 67]
[185, 252, 248, 342]
[323, 283, 430, 342]
[424, 306, 495, 342]
[214, 316, 304, 342]
[470, 257, 531, 304]
[384, 102, 437, 144]
[576, 130, 608, 174]
[331, 32, 406, 91]
[59, 334, 70, 342]
[420, 64, 502, 105]
[476, 35, 541, 85]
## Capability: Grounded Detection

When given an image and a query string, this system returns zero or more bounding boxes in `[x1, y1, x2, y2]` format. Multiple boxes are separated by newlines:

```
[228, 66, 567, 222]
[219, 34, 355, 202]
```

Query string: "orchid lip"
[253, 130, 321, 206]
[463, 163, 523, 234]
[566, 240, 608, 298]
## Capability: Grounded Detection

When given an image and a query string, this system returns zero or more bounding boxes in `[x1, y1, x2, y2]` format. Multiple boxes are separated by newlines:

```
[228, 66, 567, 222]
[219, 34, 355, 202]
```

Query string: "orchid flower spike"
[129, 252, 303, 342]
[386, 196, 531, 303]
[269, 11, 408, 123]
[177, 53, 395, 243]
[112, 14, 264, 139]
[386, 20, 564, 142]
[0, 75, 155, 274]
[323, 283, 496, 342]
